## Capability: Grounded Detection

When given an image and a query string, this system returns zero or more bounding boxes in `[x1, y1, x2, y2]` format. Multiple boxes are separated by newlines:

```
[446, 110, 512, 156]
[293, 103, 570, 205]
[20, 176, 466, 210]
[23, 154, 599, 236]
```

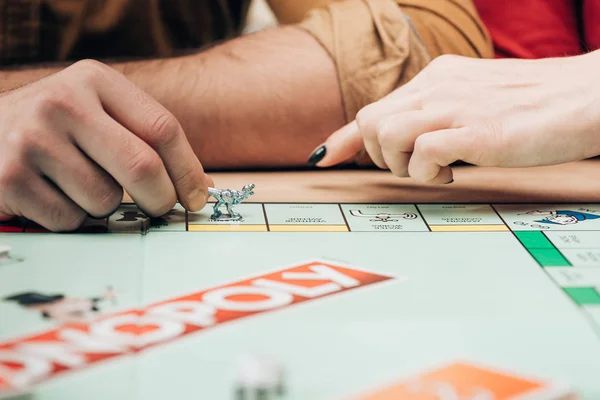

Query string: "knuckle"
[413, 135, 438, 157]
[355, 107, 374, 130]
[5, 128, 43, 160]
[355, 105, 378, 134]
[74, 59, 107, 71]
[144, 111, 180, 148]
[72, 59, 110, 83]
[0, 163, 27, 190]
[31, 88, 65, 114]
[31, 85, 84, 121]
[125, 148, 164, 183]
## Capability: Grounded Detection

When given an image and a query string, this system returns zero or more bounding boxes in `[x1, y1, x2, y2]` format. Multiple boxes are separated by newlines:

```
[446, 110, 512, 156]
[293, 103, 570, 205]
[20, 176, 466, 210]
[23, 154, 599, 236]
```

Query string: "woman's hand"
[312, 51, 600, 184]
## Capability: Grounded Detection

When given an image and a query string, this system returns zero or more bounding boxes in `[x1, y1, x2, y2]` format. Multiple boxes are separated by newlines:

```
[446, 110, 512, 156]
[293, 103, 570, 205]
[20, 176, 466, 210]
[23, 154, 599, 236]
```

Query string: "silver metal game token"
[208, 184, 255, 221]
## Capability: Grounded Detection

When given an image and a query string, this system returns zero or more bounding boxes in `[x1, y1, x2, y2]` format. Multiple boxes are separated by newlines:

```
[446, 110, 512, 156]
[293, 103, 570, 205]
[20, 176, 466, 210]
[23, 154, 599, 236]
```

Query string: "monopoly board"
[2, 202, 600, 399]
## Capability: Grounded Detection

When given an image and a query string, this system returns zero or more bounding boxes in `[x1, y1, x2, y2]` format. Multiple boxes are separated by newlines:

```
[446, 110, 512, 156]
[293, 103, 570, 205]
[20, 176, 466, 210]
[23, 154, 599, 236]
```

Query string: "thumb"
[308, 121, 363, 167]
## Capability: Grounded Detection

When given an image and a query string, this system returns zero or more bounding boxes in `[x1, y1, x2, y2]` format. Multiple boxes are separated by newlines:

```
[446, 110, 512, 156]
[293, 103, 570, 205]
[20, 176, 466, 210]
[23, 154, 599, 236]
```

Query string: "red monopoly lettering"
[90, 315, 186, 349]
[252, 279, 341, 298]
[282, 265, 360, 288]
[146, 301, 217, 328]
[202, 286, 294, 312]
[0, 261, 393, 394]
[0, 350, 51, 389]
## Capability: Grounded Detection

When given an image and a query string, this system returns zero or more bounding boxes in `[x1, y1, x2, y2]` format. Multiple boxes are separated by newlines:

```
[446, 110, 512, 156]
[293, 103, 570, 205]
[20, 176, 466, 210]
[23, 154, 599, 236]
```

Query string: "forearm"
[0, 0, 491, 171]
[0, 66, 62, 92]
[117, 26, 344, 169]
[0, 26, 343, 170]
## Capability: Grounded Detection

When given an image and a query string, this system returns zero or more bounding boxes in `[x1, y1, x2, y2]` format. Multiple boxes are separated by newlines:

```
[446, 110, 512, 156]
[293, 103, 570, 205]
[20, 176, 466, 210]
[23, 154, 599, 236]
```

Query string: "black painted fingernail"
[445, 179, 454, 184]
[307, 145, 327, 166]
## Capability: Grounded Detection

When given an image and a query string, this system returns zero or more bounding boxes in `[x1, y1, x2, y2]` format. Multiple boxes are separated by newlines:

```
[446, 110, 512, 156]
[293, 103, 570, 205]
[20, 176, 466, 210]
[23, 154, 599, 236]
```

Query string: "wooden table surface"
[122, 160, 600, 204]
[206, 160, 600, 203]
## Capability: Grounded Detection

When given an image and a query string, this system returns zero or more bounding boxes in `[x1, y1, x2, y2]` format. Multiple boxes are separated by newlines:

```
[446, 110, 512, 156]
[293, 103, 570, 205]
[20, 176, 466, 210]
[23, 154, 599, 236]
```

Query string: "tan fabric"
[0, 0, 492, 127]
[298, 0, 493, 122]
[0, 0, 41, 63]
[398, 0, 492, 58]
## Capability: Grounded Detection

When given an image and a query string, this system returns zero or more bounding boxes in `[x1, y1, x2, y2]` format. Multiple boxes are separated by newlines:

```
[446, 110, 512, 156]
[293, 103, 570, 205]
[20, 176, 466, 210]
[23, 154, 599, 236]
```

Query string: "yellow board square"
[429, 225, 509, 232]
[268, 225, 348, 232]
[187, 224, 267, 232]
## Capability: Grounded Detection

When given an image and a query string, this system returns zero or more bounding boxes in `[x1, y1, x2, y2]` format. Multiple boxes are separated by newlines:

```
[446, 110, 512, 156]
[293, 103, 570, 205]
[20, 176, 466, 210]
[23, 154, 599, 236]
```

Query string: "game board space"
[3, 203, 600, 399]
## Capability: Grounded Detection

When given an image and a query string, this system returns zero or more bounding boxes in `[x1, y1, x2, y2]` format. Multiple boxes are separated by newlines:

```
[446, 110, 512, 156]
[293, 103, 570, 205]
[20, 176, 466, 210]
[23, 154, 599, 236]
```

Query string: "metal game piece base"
[210, 213, 243, 222]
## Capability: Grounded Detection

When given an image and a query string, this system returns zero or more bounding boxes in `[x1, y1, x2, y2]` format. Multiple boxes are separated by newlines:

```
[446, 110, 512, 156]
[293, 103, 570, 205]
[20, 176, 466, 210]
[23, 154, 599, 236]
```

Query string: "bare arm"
[0, 66, 62, 92]
[119, 26, 344, 169]
[267, 0, 338, 23]
[0, 26, 344, 170]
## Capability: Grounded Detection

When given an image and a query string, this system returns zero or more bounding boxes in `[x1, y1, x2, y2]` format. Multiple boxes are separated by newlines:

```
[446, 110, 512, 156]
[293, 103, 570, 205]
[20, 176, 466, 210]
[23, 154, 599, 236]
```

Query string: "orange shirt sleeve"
[298, 0, 493, 122]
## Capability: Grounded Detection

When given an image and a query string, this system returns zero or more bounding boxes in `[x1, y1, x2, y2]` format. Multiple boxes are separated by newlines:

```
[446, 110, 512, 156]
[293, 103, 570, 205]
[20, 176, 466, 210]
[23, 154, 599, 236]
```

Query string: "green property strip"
[529, 249, 571, 267]
[514, 231, 571, 267]
[514, 231, 554, 249]
[563, 287, 600, 305]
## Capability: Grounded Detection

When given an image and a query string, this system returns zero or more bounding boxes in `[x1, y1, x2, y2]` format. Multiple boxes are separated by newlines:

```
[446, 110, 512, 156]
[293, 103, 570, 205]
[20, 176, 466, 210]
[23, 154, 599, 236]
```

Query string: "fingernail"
[445, 179, 454, 184]
[307, 145, 327, 166]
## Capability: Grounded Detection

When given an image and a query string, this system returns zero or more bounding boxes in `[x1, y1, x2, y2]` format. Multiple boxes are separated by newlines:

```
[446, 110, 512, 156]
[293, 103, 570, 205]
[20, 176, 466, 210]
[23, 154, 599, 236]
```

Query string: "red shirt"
[473, 0, 599, 58]
[584, 0, 600, 51]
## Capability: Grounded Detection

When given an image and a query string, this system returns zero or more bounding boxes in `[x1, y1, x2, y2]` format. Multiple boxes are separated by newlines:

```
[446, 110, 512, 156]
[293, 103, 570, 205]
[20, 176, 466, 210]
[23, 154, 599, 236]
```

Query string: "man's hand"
[0, 60, 212, 231]
[313, 51, 600, 184]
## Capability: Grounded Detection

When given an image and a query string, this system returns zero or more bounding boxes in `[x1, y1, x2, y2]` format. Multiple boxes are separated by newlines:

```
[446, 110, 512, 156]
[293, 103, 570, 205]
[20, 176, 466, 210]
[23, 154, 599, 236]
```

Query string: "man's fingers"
[312, 122, 363, 167]
[203, 173, 215, 188]
[86, 62, 209, 211]
[7, 172, 86, 232]
[36, 141, 123, 218]
[74, 113, 177, 217]
[408, 127, 474, 184]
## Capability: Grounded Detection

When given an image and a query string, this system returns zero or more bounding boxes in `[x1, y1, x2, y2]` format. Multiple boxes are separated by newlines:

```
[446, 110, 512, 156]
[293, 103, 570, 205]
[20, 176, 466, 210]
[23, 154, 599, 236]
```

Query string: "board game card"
[495, 204, 600, 232]
[340, 204, 428, 232]
[353, 362, 575, 400]
[108, 205, 149, 233]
